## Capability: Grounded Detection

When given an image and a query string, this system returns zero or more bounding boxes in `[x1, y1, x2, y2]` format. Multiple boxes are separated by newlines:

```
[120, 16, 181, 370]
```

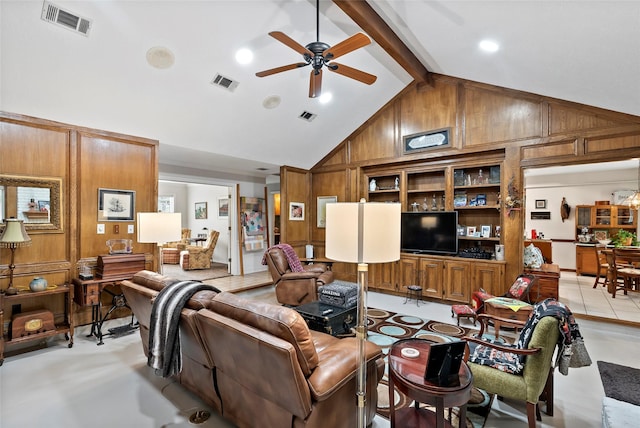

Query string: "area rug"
[367, 308, 493, 428]
[161, 262, 230, 281]
[598, 360, 640, 406]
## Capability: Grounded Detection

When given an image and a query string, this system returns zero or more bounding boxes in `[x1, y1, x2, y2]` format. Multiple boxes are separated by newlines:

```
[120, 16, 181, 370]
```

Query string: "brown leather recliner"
[263, 246, 334, 306]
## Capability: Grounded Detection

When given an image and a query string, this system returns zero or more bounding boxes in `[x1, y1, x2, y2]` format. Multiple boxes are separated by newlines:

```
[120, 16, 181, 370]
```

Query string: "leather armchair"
[263, 246, 334, 306]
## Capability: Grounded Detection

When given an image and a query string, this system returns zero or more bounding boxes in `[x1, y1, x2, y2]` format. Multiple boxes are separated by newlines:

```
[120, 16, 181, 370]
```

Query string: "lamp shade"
[137, 212, 182, 244]
[0, 218, 32, 248]
[325, 201, 401, 263]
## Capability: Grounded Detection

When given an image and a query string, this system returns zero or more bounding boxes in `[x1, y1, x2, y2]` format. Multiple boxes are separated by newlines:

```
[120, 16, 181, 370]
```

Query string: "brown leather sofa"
[263, 246, 334, 306]
[121, 270, 384, 428]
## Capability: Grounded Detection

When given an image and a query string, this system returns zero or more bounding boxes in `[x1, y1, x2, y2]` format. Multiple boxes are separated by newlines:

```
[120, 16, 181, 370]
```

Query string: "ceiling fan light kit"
[256, 0, 376, 98]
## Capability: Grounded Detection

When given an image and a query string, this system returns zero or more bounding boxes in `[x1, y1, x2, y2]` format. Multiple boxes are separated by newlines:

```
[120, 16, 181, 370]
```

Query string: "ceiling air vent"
[41, 1, 92, 36]
[210, 74, 239, 92]
[299, 111, 317, 122]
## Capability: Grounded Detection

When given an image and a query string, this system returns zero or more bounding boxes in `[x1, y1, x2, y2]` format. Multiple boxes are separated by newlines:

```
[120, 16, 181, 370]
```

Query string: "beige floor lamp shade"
[137, 212, 182, 274]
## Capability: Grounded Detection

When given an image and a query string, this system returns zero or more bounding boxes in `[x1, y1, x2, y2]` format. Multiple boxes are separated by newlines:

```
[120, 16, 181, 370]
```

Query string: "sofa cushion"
[208, 292, 319, 375]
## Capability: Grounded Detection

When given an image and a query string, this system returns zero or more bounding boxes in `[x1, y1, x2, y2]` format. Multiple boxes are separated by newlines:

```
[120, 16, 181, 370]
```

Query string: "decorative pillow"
[468, 339, 524, 374]
[523, 244, 544, 268]
[508, 275, 533, 299]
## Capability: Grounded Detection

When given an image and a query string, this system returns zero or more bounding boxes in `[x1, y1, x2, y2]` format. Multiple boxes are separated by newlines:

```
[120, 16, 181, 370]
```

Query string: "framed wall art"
[218, 197, 229, 218]
[98, 188, 135, 221]
[403, 127, 450, 154]
[316, 196, 337, 228]
[195, 202, 207, 219]
[289, 202, 305, 221]
[535, 199, 547, 209]
[158, 195, 175, 213]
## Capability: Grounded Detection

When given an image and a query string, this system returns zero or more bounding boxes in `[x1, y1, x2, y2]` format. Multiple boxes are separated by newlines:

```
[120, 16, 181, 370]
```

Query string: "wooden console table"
[524, 263, 560, 302]
[0, 284, 74, 365]
[73, 275, 137, 345]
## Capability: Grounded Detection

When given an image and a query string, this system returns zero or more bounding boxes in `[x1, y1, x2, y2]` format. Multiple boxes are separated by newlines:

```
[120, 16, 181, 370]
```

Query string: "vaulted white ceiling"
[2, 1, 639, 180]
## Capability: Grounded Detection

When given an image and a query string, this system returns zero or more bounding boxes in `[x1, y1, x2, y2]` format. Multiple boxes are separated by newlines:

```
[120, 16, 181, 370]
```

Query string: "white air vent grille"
[299, 111, 317, 122]
[210, 74, 239, 92]
[41, 1, 92, 36]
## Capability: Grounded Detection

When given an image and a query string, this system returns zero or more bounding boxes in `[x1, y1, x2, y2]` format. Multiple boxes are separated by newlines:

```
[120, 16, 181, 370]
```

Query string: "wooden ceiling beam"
[333, 0, 434, 86]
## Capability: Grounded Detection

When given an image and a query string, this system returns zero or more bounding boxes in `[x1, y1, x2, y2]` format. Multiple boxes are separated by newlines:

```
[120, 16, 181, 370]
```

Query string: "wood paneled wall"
[0, 112, 158, 325]
[285, 74, 640, 295]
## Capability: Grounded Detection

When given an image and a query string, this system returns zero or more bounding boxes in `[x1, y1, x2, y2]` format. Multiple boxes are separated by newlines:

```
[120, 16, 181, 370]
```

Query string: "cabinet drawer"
[74, 283, 100, 306]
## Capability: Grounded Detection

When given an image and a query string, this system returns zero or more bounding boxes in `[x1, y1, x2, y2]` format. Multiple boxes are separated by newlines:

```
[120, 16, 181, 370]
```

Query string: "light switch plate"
[97, 224, 105, 234]
[128, 225, 134, 234]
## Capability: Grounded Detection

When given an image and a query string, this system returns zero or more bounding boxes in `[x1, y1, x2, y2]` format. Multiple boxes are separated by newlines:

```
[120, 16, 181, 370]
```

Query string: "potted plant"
[613, 229, 637, 247]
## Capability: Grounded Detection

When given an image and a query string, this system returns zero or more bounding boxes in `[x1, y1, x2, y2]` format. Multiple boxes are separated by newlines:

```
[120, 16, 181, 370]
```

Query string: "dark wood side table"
[524, 263, 560, 302]
[73, 275, 138, 345]
[388, 338, 473, 428]
[0, 284, 74, 365]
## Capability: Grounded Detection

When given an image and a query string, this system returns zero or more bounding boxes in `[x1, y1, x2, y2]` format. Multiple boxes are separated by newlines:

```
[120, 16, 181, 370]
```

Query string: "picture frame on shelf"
[289, 202, 304, 221]
[481, 225, 491, 238]
[195, 202, 207, 219]
[466, 226, 476, 237]
[403, 127, 450, 154]
[316, 196, 337, 228]
[98, 188, 135, 221]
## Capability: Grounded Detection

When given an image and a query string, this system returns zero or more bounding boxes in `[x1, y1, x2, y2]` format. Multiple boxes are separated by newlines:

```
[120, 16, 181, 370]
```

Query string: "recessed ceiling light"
[146, 46, 175, 69]
[318, 92, 332, 104]
[479, 40, 499, 53]
[262, 95, 281, 109]
[235, 48, 253, 64]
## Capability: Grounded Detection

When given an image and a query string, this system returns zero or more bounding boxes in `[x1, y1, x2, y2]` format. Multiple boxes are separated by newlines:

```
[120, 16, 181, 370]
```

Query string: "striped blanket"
[148, 280, 220, 378]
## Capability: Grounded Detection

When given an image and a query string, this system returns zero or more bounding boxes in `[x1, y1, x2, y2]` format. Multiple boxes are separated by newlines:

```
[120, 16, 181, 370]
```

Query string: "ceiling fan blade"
[269, 31, 313, 57]
[323, 33, 371, 61]
[328, 62, 377, 85]
[256, 62, 308, 77]
[309, 69, 323, 98]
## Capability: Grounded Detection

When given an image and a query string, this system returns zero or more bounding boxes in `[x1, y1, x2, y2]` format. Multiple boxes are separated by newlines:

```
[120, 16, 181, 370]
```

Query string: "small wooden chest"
[11, 309, 55, 339]
[97, 253, 145, 279]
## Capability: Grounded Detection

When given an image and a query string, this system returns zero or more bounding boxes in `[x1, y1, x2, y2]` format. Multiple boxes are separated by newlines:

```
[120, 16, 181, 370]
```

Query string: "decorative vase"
[29, 276, 48, 292]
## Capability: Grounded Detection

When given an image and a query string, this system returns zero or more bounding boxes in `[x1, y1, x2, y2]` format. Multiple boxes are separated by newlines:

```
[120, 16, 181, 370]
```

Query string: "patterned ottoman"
[162, 248, 180, 264]
[451, 304, 477, 326]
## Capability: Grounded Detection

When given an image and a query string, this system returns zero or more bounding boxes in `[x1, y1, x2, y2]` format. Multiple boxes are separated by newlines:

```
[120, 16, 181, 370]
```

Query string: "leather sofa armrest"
[306, 337, 382, 401]
[281, 271, 326, 280]
[303, 264, 329, 273]
[316, 270, 334, 285]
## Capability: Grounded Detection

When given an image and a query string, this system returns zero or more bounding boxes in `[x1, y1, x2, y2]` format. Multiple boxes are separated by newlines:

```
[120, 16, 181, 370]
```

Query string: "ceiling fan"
[255, 0, 377, 98]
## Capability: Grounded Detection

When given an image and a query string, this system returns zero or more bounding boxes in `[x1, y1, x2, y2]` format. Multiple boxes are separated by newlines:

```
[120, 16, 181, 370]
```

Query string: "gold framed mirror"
[0, 174, 63, 232]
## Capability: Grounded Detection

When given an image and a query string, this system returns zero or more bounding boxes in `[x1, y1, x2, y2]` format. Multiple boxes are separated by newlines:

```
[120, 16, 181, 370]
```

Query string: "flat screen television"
[401, 211, 458, 255]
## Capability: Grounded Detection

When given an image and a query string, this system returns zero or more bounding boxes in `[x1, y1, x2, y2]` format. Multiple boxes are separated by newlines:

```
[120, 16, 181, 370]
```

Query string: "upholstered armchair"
[163, 228, 191, 249]
[471, 273, 538, 313]
[465, 313, 559, 428]
[179, 230, 219, 270]
[263, 246, 334, 306]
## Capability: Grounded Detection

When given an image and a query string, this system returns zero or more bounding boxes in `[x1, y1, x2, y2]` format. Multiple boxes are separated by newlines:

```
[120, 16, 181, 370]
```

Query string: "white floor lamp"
[137, 212, 182, 275]
[325, 199, 400, 428]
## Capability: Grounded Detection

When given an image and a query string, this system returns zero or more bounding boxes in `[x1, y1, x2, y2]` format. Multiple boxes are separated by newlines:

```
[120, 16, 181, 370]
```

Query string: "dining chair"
[611, 247, 640, 298]
[593, 244, 610, 288]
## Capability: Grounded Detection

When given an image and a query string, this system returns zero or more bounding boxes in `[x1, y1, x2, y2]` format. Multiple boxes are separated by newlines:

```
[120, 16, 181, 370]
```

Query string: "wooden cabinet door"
[419, 257, 444, 299]
[472, 262, 504, 296]
[444, 260, 470, 302]
[398, 256, 419, 288]
[369, 262, 396, 293]
[576, 245, 598, 276]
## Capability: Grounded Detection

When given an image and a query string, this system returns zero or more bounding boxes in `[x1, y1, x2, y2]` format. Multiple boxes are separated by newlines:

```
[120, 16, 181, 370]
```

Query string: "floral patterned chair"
[161, 228, 191, 264]
[180, 230, 220, 270]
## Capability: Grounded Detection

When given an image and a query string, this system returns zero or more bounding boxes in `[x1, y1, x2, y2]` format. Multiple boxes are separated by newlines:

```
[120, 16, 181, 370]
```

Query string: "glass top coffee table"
[388, 338, 472, 428]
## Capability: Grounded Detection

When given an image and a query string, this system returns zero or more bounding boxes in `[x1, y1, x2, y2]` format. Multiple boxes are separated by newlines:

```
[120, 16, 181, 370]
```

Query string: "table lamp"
[0, 218, 32, 295]
[137, 212, 181, 275]
[325, 199, 400, 427]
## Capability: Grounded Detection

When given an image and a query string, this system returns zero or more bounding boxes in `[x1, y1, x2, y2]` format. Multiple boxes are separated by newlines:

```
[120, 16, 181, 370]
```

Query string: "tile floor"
[0, 273, 639, 428]
[558, 271, 640, 324]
